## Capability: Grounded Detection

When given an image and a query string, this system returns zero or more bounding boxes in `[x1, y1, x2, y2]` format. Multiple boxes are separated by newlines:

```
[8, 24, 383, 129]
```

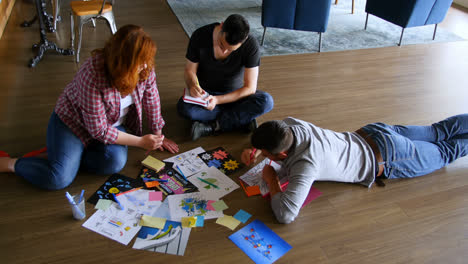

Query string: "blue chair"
[364, 0, 454, 46]
[261, 0, 332, 52]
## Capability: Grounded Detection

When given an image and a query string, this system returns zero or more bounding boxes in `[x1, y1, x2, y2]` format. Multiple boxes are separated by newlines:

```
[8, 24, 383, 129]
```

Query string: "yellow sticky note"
[140, 215, 166, 229]
[216, 215, 241, 230]
[142, 155, 165, 172]
[181, 216, 197, 228]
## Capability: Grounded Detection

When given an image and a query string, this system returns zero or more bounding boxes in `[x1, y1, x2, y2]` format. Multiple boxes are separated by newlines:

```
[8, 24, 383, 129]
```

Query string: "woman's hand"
[158, 137, 179, 154]
[140, 134, 164, 150]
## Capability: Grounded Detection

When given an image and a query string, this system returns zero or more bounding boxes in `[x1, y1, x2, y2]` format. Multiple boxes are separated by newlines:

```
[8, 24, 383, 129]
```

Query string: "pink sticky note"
[149, 191, 163, 201]
[302, 186, 322, 208]
[206, 200, 216, 211]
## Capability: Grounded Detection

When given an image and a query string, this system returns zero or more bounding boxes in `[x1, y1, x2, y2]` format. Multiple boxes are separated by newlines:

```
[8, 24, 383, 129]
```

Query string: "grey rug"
[167, 0, 465, 56]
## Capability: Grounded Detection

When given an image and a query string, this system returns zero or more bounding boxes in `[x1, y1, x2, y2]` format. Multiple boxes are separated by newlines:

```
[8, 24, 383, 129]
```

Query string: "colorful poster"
[167, 192, 223, 221]
[139, 163, 198, 196]
[87, 173, 143, 205]
[229, 219, 292, 264]
[133, 220, 191, 256]
[188, 166, 239, 200]
[198, 147, 243, 175]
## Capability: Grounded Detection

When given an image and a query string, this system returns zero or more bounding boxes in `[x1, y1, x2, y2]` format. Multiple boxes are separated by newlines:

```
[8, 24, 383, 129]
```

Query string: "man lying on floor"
[241, 115, 468, 224]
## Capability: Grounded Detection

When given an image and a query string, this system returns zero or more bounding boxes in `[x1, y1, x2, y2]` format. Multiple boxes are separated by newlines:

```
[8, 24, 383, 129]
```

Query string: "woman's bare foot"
[0, 157, 17, 173]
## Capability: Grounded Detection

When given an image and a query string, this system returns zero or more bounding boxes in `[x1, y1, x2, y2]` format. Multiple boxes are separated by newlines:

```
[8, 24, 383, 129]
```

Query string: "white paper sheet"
[188, 166, 239, 200]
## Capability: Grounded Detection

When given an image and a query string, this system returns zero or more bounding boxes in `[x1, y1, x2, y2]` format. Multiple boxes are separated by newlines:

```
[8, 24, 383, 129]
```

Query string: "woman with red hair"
[0, 25, 178, 190]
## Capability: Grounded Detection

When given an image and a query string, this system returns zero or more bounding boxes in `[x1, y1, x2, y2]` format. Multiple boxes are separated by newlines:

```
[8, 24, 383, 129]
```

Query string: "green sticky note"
[212, 200, 228, 211]
[95, 199, 113, 211]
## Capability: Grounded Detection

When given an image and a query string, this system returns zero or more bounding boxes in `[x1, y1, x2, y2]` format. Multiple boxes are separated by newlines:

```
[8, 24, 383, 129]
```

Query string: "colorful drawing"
[87, 173, 143, 205]
[198, 147, 243, 175]
[229, 220, 292, 264]
[188, 166, 240, 200]
[139, 163, 198, 196]
[167, 192, 223, 221]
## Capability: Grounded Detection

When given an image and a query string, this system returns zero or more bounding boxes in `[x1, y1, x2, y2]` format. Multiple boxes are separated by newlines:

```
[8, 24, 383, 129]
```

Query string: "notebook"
[183, 87, 210, 107]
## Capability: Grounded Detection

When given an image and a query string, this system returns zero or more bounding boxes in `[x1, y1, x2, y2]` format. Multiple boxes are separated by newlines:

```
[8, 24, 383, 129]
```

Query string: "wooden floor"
[1, 1, 468, 263]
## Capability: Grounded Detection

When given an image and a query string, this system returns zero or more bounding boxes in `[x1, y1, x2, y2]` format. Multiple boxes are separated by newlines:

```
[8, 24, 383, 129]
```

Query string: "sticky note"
[212, 200, 228, 211]
[141, 155, 165, 172]
[149, 191, 163, 201]
[216, 215, 241, 230]
[206, 200, 216, 211]
[195, 215, 205, 227]
[140, 215, 166, 229]
[233, 209, 252, 223]
[145, 181, 160, 188]
[181, 216, 197, 228]
[246, 185, 261, 196]
[95, 199, 113, 211]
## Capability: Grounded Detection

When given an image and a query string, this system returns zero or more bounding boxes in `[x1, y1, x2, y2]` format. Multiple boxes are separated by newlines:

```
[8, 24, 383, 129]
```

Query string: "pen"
[65, 191, 86, 219]
[250, 148, 257, 164]
[176, 165, 188, 181]
[145, 178, 168, 183]
[198, 177, 219, 189]
[112, 193, 124, 210]
[78, 189, 85, 203]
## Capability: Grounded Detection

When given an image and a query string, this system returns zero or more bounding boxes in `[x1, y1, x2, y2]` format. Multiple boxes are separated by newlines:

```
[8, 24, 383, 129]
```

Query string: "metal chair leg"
[52, 0, 60, 31]
[398, 28, 405, 46]
[77, 20, 85, 63]
[318, 32, 322, 52]
[70, 12, 75, 51]
[261, 27, 267, 46]
[102, 12, 117, 34]
[364, 13, 369, 30]
[433, 24, 438, 40]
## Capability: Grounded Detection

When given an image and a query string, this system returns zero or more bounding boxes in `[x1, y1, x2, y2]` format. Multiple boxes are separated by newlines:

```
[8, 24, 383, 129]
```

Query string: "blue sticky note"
[196, 215, 205, 227]
[233, 209, 252, 223]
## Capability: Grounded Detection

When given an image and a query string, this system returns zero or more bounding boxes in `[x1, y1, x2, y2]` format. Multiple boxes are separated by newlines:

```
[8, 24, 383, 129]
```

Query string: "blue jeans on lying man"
[15, 112, 127, 190]
[177, 90, 274, 131]
[361, 114, 468, 179]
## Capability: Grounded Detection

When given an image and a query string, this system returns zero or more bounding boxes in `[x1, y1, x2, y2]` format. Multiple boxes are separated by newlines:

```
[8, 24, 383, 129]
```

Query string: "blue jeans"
[361, 114, 468, 179]
[177, 90, 274, 131]
[15, 112, 128, 190]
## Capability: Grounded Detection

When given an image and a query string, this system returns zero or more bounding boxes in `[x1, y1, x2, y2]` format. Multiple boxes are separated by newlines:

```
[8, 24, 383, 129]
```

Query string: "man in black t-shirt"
[177, 14, 274, 141]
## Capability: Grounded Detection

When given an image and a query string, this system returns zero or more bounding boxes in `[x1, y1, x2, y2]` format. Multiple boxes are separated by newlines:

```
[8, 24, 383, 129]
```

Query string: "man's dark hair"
[221, 14, 250, 45]
[251, 120, 294, 155]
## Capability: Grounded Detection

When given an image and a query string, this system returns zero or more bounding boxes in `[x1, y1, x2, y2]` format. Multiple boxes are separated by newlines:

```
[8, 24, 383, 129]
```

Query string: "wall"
[0, 0, 16, 40]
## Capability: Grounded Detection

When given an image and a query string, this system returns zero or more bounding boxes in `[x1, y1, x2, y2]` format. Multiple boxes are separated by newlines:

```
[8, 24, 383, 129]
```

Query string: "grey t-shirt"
[271, 117, 376, 223]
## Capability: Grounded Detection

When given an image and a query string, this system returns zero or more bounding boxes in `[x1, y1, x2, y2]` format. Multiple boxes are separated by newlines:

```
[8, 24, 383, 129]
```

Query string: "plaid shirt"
[55, 54, 165, 146]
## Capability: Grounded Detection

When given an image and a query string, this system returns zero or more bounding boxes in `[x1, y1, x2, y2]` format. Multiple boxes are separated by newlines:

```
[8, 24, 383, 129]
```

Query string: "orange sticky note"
[246, 185, 261, 196]
[145, 181, 160, 188]
[239, 180, 260, 197]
